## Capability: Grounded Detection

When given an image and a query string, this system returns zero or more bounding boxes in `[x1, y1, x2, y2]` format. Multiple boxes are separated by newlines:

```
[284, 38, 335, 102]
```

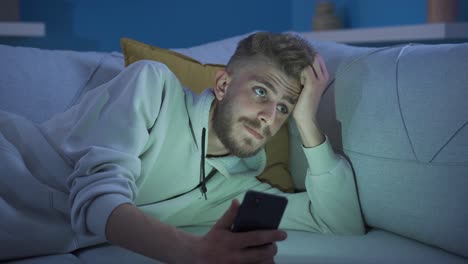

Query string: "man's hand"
[293, 54, 329, 123]
[292, 54, 329, 147]
[190, 199, 287, 264]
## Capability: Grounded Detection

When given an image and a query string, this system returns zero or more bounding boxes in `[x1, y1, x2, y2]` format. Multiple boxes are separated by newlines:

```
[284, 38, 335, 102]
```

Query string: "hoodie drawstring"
[200, 128, 217, 200]
[200, 128, 207, 200]
[138, 128, 215, 206]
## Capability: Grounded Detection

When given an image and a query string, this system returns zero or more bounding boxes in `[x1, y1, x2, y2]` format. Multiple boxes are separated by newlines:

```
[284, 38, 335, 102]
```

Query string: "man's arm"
[106, 203, 195, 263]
[289, 54, 365, 234]
[292, 54, 328, 148]
[106, 200, 287, 263]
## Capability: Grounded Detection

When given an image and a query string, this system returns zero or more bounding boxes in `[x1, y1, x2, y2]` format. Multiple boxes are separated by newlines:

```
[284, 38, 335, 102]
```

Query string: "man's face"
[213, 63, 301, 157]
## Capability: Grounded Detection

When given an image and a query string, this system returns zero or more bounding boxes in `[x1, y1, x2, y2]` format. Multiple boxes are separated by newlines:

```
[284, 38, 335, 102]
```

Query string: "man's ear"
[213, 69, 230, 101]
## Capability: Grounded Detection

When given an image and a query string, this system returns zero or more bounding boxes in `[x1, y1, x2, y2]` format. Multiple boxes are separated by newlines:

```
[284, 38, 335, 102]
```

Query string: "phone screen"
[231, 190, 288, 232]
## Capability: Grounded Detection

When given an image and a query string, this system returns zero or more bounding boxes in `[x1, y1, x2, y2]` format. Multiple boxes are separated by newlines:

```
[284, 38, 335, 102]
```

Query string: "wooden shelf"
[0, 22, 45, 37]
[301, 23, 468, 43]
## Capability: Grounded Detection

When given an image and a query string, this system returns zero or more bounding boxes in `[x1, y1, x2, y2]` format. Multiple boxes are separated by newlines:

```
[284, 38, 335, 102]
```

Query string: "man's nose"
[258, 103, 276, 125]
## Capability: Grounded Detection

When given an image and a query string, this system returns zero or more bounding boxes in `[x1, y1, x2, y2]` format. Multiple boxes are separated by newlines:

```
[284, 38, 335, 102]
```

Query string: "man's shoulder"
[126, 60, 174, 78]
[122, 60, 185, 98]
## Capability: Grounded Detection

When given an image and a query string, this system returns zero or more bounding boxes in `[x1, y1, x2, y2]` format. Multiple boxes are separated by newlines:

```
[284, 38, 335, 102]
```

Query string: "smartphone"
[231, 190, 288, 232]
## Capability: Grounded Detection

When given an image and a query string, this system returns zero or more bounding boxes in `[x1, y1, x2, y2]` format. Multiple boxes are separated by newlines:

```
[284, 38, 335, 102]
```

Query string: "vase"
[427, 0, 458, 23]
[312, 1, 342, 31]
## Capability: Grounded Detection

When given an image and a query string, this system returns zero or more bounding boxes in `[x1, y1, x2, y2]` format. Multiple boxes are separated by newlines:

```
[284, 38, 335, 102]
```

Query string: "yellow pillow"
[120, 38, 295, 193]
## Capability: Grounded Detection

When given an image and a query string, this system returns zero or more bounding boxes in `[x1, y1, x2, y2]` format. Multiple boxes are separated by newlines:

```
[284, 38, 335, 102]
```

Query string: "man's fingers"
[310, 62, 319, 79]
[233, 229, 287, 248]
[213, 199, 240, 230]
[303, 54, 328, 87]
[301, 66, 316, 90]
[312, 54, 325, 80]
[239, 243, 278, 263]
[259, 260, 276, 264]
[316, 54, 329, 81]
[300, 66, 308, 85]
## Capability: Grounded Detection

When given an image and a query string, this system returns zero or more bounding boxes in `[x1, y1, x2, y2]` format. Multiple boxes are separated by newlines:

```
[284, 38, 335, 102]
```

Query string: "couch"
[0, 32, 467, 263]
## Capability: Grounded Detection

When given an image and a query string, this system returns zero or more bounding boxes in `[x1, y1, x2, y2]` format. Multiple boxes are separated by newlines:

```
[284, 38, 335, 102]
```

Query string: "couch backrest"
[289, 40, 468, 258]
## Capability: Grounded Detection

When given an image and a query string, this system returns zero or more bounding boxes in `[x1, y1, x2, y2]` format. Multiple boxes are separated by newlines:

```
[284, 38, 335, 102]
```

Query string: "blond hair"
[226, 32, 316, 85]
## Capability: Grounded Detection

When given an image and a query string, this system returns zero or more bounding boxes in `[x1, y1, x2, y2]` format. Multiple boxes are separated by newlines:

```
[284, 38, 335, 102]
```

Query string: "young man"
[0, 32, 364, 263]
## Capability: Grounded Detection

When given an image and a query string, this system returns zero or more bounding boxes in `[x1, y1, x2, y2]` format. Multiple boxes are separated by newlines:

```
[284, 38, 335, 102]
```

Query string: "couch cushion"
[289, 42, 468, 258]
[120, 37, 295, 193]
[0, 45, 124, 123]
[75, 226, 467, 264]
[275, 228, 468, 264]
[72, 52, 125, 106]
[6, 254, 81, 264]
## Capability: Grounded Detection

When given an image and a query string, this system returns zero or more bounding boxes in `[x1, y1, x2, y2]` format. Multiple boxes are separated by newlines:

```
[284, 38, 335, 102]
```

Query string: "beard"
[212, 95, 272, 158]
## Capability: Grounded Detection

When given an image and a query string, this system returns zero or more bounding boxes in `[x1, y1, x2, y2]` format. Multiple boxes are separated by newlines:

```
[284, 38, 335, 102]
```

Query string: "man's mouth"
[244, 125, 264, 140]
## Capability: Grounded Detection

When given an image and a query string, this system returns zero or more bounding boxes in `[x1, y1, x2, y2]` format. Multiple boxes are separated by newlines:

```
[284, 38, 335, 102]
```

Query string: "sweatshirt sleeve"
[186, 136, 365, 235]
[277, 136, 366, 235]
[184, 138, 365, 235]
[42, 60, 178, 239]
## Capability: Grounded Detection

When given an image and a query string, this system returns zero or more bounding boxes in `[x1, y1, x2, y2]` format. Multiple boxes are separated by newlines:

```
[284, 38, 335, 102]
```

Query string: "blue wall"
[2, 0, 467, 51]
[5, 0, 291, 51]
[292, 0, 468, 31]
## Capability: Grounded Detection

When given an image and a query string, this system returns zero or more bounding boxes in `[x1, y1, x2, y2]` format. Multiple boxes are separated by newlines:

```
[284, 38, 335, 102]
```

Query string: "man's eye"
[277, 104, 289, 114]
[254, 87, 267, 97]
